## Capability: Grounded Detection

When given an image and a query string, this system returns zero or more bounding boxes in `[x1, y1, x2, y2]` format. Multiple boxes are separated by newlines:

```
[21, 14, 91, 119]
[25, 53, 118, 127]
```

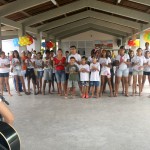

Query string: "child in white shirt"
[90, 56, 100, 98]
[99, 50, 113, 97]
[79, 56, 90, 99]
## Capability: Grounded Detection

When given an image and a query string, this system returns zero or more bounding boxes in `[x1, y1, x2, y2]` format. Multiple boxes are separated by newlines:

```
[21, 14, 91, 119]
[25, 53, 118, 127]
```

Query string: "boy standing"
[66, 57, 79, 98]
[90, 56, 100, 98]
[79, 56, 90, 99]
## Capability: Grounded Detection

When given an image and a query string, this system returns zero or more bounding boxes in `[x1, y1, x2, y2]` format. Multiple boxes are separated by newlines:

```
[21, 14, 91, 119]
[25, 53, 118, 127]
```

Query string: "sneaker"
[85, 95, 89, 99]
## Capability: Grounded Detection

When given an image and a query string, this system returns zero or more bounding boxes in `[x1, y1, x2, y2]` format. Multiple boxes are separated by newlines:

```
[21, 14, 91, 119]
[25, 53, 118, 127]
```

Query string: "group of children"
[0, 43, 150, 99]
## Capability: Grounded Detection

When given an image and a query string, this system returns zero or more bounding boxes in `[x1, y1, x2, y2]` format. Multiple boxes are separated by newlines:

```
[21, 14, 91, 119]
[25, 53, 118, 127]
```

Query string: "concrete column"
[35, 32, 42, 52]
[18, 25, 27, 53]
[140, 31, 146, 49]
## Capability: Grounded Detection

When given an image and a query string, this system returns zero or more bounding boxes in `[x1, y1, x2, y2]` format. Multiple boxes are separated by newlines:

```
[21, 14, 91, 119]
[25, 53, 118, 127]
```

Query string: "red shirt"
[53, 57, 66, 71]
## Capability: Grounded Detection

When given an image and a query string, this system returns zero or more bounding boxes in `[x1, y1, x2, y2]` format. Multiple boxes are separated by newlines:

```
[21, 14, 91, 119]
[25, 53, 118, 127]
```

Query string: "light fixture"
[51, 0, 57, 5]
[117, 0, 122, 3]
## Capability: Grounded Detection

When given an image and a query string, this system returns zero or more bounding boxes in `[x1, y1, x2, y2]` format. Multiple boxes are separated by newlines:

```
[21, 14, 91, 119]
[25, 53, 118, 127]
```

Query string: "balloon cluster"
[128, 39, 140, 47]
[13, 36, 33, 47]
[41, 41, 55, 48]
[143, 32, 150, 42]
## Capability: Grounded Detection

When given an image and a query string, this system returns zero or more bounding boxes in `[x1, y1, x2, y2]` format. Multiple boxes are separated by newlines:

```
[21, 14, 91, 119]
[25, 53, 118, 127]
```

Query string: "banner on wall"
[94, 40, 113, 49]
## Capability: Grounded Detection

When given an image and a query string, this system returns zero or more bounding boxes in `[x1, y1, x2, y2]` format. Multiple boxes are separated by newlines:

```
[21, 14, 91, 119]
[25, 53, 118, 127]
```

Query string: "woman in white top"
[115, 46, 130, 97]
[132, 48, 147, 96]
[0, 51, 12, 96]
[12, 50, 28, 96]
[142, 51, 150, 91]
[99, 50, 113, 97]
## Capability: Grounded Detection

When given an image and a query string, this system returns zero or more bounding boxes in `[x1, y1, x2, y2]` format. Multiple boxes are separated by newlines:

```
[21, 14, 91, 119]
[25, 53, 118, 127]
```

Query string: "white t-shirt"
[90, 62, 100, 81]
[12, 58, 21, 71]
[25, 58, 35, 68]
[116, 54, 129, 70]
[144, 58, 150, 72]
[131, 55, 147, 71]
[0, 58, 10, 73]
[99, 57, 111, 74]
[142, 49, 150, 56]
[68, 53, 81, 67]
[35, 59, 43, 71]
[79, 64, 90, 81]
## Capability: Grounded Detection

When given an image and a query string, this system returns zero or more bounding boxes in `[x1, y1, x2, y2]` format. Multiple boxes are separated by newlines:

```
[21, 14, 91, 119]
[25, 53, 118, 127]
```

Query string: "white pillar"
[140, 31, 146, 49]
[35, 32, 42, 52]
[18, 25, 27, 53]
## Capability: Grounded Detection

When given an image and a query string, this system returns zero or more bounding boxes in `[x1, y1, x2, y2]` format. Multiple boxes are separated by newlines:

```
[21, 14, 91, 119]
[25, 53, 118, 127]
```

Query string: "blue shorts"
[37, 71, 44, 78]
[117, 68, 129, 77]
[0, 73, 9, 77]
[80, 81, 89, 86]
[90, 81, 100, 87]
[55, 70, 66, 83]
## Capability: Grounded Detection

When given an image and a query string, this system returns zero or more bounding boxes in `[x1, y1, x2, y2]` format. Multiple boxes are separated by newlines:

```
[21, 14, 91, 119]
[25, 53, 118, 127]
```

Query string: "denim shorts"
[90, 81, 100, 87]
[117, 68, 129, 77]
[44, 69, 52, 80]
[37, 71, 44, 78]
[55, 70, 66, 83]
[80, 81, 89, 86]
[0, 72, 9, 77]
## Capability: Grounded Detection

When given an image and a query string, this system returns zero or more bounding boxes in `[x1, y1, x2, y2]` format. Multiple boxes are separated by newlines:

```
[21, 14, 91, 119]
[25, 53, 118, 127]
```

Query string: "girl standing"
[0, 51, 12, 96]
[12, 50, 28, 96]
[99, 50, 113, 97]
[25, 52, 37, 95]
[132, 48, 147, 96]
[142, 51, 150, 91]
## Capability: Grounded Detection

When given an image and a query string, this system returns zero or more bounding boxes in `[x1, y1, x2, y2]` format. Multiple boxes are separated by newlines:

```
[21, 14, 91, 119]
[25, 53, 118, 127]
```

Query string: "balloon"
[42, 42, 46, 47]
[13, 38, 19, 47]
[46, 41, 54, 48]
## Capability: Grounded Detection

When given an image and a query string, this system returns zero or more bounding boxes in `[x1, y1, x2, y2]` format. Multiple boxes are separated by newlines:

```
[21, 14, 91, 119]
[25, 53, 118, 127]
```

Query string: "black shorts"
[144, 71, 150, 76]
[26, 68, 36, 83]
[0, 73, 9, 77]
[129, 72, 133, 75]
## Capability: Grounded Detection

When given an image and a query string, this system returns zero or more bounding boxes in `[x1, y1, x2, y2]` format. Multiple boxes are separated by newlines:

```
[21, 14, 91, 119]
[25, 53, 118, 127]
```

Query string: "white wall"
[2, 39, 35, 55]
[61, 30, 120, 56]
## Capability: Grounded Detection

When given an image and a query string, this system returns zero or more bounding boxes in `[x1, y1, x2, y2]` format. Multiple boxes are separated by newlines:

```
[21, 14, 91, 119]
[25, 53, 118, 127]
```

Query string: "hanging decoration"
[41, 41, 55, 48]
[127, 39, 140, 47]
[143, 32, 150, 42]
[13, 38, 19, 47]
[13, 36, 33, 47]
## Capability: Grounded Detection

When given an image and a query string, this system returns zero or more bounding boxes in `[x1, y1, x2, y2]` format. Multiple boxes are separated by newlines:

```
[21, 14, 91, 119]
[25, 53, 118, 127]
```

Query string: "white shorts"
[117, 68, 129, 77]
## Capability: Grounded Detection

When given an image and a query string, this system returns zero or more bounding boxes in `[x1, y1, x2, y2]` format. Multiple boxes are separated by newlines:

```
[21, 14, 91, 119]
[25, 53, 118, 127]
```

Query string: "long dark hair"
[12, 50, 21, 63]
[101, 49, 109, 59]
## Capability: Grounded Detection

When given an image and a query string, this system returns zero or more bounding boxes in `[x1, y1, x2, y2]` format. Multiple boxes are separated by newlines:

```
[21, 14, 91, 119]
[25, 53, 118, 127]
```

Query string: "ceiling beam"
[0, 0, 51, 17]
[47, 18, 132, 35]
[37, 11, 90, 32]
[22, 0, 150, 28]
[20, 0, 85, 26]
[128, 0, 150, 6]
[1, 17, 38, 34]
[54, 24, 127, 39]
[90, 0, 150, 22]
[2, 35, 18, 40]
[38, 10, 138, 32]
